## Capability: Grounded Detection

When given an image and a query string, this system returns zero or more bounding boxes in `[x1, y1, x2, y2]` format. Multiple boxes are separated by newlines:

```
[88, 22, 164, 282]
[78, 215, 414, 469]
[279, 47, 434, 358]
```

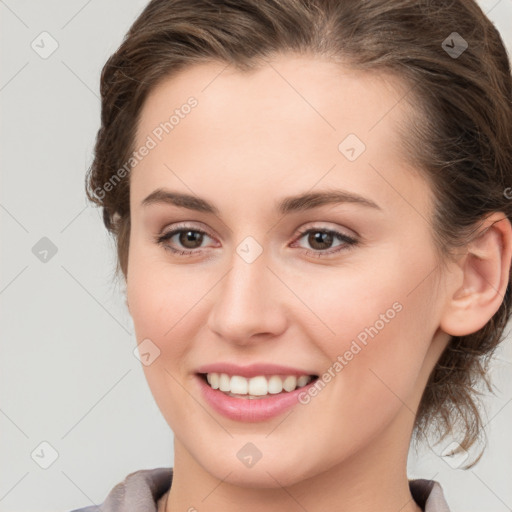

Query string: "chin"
[193, 445, 323, 489]
[217, 464, 305, 489]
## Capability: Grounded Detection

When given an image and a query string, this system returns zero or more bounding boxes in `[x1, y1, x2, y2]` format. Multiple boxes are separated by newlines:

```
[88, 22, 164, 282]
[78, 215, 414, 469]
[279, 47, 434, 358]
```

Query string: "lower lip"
[196, 374, 317, 422]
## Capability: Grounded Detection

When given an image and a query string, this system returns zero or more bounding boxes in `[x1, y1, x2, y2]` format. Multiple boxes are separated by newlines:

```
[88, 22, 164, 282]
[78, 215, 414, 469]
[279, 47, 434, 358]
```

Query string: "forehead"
[131, 54, 426, 216]
[136, 54, 412, 142]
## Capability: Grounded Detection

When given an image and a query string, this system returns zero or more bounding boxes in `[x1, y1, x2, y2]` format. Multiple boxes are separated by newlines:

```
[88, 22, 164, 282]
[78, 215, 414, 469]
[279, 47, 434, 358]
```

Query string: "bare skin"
[125, 54, 511, 512]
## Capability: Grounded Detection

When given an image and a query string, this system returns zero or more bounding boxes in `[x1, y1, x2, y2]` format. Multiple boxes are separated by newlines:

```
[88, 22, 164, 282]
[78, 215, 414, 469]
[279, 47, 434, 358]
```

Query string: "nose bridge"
[207, 246, 285, 343]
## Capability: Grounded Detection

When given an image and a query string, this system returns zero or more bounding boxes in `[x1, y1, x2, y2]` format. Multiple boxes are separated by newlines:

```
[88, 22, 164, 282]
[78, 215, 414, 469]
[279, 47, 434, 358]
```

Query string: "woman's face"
[126, 55, 452, 487]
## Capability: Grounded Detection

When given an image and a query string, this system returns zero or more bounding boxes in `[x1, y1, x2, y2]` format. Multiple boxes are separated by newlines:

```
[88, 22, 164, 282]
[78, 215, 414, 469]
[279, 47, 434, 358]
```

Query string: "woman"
[72, 0, 512, 510]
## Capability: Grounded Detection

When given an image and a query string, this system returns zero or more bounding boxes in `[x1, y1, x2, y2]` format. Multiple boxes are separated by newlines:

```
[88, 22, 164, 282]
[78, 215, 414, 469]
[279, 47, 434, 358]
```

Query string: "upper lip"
[196, 362, 318, 378]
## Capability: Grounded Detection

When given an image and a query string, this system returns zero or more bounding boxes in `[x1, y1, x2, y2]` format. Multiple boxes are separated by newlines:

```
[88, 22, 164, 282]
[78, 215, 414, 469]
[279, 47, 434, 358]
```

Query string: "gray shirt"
[69, 467, 451, 512]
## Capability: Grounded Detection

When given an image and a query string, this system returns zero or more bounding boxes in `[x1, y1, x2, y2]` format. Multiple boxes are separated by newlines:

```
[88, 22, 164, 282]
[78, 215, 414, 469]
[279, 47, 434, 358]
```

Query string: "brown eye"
[155, 225, 214, 256]
[292, 227, 358, 258]
[306, 231, 335, 250]
[176, 230, 205, 249]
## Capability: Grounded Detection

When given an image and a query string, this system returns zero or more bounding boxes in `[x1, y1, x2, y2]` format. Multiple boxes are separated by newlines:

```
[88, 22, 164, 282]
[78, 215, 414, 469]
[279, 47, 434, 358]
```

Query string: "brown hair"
[86, 0, 512, 467]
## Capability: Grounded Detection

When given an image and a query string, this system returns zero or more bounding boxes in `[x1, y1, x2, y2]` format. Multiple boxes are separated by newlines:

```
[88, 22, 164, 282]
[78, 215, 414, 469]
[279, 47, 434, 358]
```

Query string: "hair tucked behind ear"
[86, 0, 512, 467]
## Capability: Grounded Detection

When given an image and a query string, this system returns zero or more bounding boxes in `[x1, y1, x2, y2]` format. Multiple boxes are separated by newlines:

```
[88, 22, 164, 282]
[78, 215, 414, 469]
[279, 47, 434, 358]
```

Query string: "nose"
[206, 250, 288, 345]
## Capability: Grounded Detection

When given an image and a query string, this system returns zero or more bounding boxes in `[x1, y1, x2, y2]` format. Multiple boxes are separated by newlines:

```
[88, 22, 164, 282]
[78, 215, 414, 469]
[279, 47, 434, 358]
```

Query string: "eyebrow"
[141, 187, 381, 215]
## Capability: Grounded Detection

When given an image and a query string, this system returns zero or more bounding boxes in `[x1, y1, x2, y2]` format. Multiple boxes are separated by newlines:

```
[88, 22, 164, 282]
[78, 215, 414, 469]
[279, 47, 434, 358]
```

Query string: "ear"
[439, 213, 512, 337]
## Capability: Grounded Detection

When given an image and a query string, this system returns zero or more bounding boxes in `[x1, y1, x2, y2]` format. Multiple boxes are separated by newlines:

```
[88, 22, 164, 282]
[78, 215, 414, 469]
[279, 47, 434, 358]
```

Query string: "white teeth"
[297, 375, 310, 387]
[219, 373, 230, 392]
[230, 375, 248, 394]
[248, 375, 268, 396]
[206, 373, 219, 389]
[283, 375, 297, 392]
[267, 375, 283, 394]
[204, 372, 313, 396]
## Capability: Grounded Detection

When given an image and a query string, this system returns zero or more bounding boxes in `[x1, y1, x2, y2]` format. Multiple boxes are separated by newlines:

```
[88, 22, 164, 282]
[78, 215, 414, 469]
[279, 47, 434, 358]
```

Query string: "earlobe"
[439, 213, 512, 337]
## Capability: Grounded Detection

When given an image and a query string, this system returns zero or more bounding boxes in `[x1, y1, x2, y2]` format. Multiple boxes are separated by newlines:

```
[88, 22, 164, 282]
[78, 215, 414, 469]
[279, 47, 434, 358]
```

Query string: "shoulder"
[409, 479, 451, 512]
[68, 467, 173, 512]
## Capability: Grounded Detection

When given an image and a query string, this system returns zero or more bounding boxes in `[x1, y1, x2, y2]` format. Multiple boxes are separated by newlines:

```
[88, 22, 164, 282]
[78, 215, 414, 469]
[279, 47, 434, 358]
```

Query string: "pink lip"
[195, 362, 317, 378]
[195, 374, 318, 422]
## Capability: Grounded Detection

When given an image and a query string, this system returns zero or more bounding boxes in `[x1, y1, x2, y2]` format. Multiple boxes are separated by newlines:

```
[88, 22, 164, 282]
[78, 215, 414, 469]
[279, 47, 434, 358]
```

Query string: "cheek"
[299, 253, 438, 421]
[126, 234, 206, 340]
[126, 244, 203, 418]
[127, 284, 201, 433]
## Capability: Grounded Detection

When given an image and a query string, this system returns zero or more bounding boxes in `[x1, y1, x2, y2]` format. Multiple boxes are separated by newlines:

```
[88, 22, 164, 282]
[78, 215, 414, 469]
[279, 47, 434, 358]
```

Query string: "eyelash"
[154, 223, 359, 259]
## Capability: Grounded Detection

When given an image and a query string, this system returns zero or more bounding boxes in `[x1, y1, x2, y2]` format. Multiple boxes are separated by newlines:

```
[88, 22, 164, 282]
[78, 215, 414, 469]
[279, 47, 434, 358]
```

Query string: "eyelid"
[155, 220, 360, 259]
[293, 221, 358, 240]
[155, 222, 216, 245]
[290, 226, 358, 255]
[157, 221, 214, 238]
[156, 221, 356, 243]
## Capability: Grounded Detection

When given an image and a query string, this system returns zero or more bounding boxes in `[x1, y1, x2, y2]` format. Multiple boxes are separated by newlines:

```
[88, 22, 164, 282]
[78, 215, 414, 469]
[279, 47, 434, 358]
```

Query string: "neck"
[165, 408, 423, 512]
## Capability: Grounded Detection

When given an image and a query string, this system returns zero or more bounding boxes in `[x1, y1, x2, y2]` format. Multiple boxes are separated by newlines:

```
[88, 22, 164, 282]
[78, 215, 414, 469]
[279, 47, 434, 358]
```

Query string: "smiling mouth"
[197, 372, 319, 399]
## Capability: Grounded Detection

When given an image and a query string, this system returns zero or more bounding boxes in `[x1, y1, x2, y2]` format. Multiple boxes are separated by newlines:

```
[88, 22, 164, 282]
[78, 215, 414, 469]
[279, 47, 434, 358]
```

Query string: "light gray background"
[1, 1, 511, 511]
